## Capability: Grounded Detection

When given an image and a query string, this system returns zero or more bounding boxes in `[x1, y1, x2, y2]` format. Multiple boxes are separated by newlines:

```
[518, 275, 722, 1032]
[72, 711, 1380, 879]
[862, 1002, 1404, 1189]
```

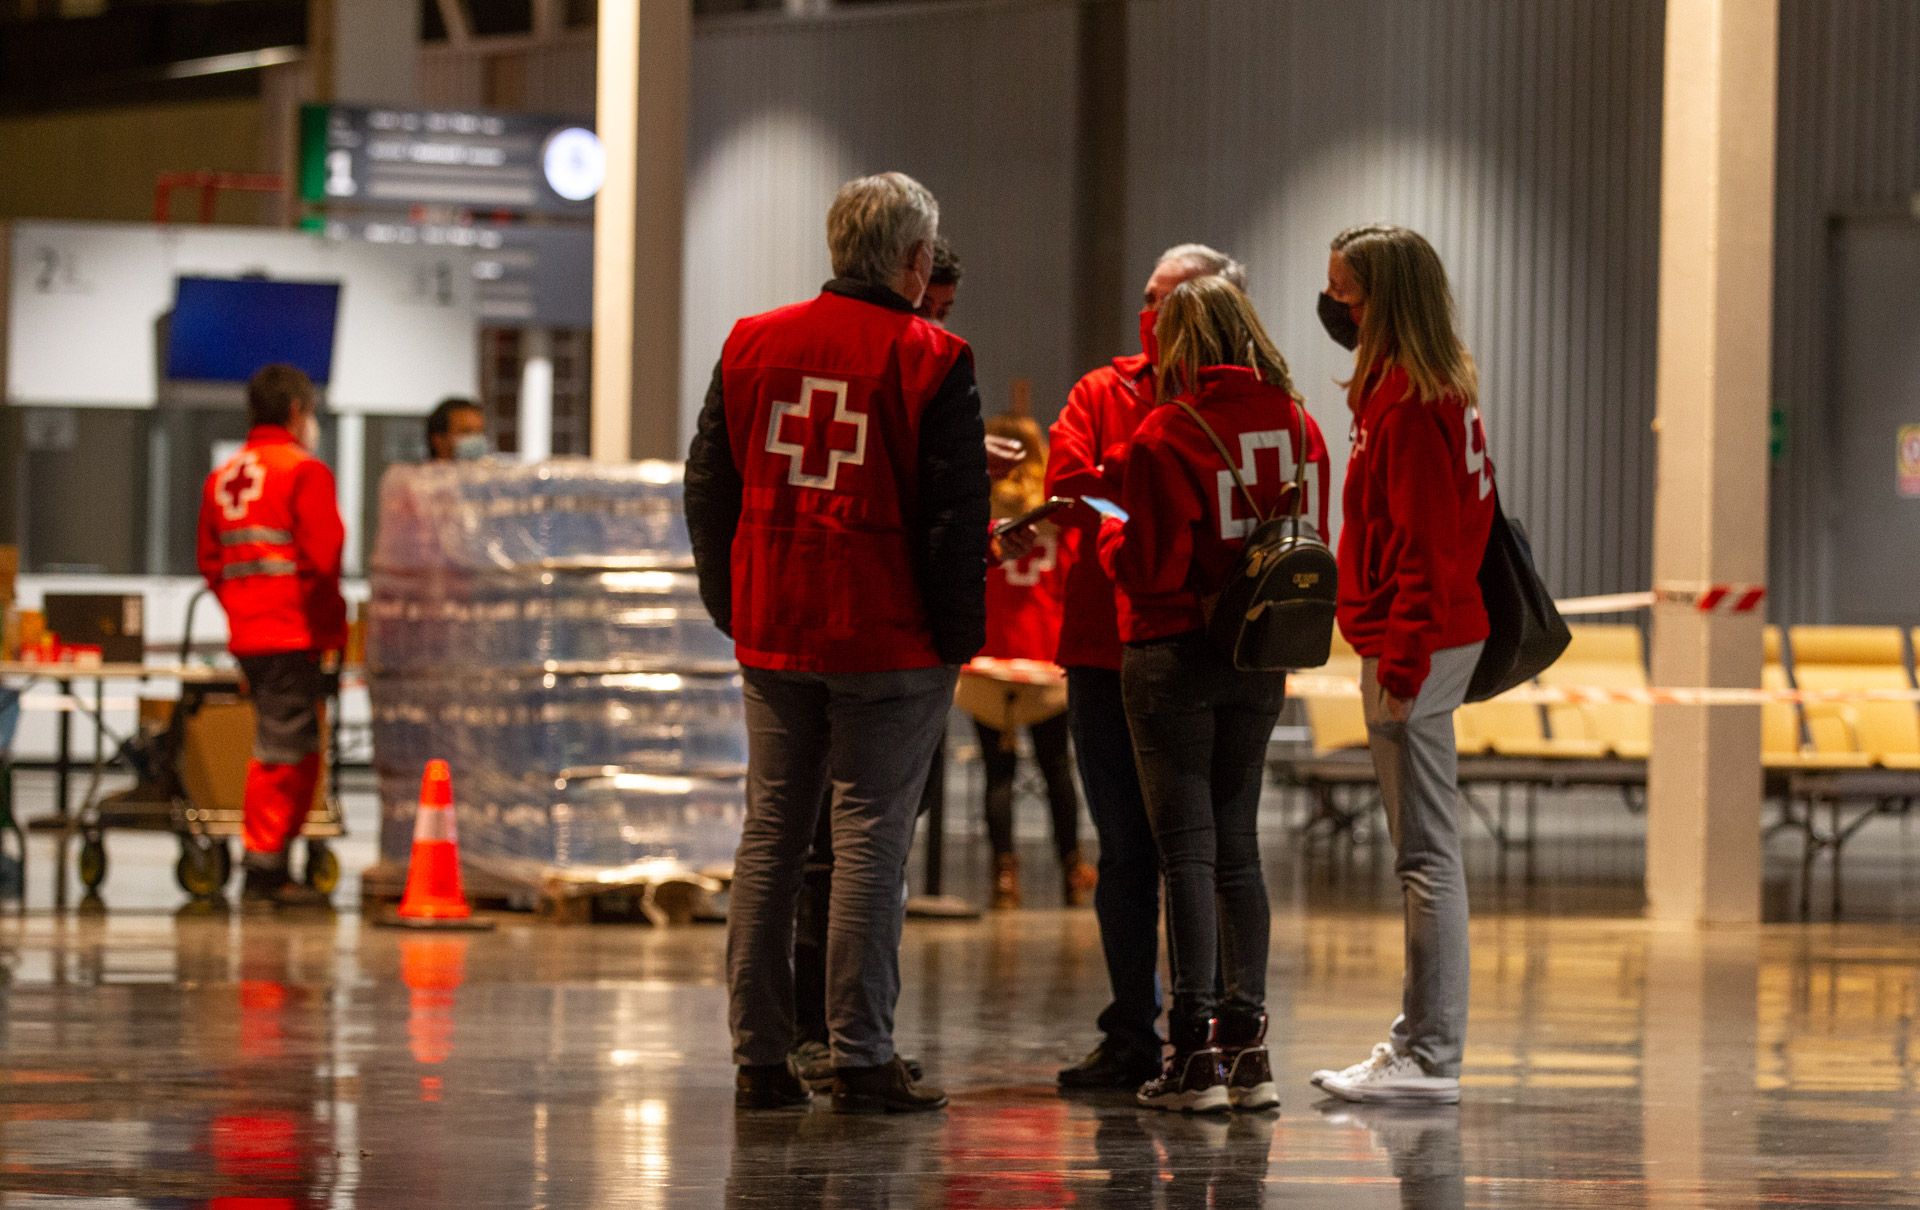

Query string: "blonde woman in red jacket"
[1097, 276, 1330, 1113]
[1311, 224, 1495, 1106]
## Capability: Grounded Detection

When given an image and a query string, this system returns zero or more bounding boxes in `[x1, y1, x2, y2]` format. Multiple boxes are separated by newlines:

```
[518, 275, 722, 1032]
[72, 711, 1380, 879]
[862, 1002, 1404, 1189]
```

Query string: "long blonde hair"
[986, 412, 1047, 517]
[1331, 224, 1478, 412]
[1153, 276, 1301, 406]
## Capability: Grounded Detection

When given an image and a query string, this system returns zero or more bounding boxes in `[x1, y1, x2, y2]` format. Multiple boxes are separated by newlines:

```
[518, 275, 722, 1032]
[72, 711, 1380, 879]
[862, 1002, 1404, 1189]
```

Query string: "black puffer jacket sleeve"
[683, 360, 741, 636]
[913, 351, 991, 664]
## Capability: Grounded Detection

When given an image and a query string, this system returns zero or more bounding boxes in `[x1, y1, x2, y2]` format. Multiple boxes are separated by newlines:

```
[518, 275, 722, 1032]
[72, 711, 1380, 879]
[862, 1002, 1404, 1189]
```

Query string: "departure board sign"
[299, 104, 603, 216]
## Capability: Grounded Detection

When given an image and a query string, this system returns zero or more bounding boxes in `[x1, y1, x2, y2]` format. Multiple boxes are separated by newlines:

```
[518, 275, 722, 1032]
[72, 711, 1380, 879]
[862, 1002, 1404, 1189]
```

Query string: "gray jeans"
[727, 663, 957, 1070]
[1361, 641, 1483, 1078]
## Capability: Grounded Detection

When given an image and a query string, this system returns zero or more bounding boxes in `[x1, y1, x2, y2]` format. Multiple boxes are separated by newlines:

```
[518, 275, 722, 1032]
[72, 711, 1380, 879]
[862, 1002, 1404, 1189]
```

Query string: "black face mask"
[1318, 291, 1360, 351]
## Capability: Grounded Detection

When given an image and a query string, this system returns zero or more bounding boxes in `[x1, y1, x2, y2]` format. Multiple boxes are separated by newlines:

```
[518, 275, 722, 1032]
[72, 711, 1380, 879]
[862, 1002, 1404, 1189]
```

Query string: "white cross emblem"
[214, 452, 267, 521]
[1217, 431, 1321, 541]
[766, 377, 867, 491]
[1004, 528, 1059, 588]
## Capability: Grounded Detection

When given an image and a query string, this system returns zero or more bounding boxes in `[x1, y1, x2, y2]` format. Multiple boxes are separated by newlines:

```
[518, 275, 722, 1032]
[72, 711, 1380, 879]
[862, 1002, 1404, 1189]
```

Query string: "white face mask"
[452, 433, 490, 462]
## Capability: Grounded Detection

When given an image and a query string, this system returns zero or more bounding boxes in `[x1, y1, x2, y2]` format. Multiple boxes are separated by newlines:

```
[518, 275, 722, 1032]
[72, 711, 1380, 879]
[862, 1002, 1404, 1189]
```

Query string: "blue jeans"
[1066, 665, 1163, 1056]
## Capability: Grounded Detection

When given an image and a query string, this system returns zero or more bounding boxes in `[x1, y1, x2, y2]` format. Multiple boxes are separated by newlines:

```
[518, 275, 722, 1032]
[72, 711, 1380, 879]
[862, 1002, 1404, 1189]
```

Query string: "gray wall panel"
[1772, 0, 1920, 623]
[684, 5, 1081, 440]
[1123, 0, 1664, 600]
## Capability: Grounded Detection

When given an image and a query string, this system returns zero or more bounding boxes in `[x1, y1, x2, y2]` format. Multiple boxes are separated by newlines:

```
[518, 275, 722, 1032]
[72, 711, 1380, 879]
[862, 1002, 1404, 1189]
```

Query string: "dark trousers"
[1120, 634, 1284, 1050]
[974, 713, 1080, 859]
[794, 734, 947, 1048]
[728, 666, 954, 1068]
[1066, 665, 1162, 1056]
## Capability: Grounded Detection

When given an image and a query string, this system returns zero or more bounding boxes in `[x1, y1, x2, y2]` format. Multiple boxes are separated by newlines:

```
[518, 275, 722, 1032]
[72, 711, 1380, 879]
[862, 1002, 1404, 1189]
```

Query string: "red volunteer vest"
[197, 426, 347, 657]
[721, 290, 969, 673]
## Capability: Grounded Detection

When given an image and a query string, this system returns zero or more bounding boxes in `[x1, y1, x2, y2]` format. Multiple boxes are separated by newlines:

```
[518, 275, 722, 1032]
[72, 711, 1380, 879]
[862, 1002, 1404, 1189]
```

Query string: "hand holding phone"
[1081, 496, 1130, 524]
[993, 496, 1073, 538]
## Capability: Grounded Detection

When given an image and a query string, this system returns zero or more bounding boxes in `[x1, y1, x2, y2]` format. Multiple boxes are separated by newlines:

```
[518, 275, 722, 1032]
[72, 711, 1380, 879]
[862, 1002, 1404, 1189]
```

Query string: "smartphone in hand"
[1081, 496, 1130, 524]
[993, 496, 1073, 538]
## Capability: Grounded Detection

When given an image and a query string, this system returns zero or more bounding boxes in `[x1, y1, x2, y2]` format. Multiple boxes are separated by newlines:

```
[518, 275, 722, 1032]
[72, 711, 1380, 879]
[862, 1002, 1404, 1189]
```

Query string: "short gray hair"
[1157, 242, 1247, 290]
[828, 172, 940, 286]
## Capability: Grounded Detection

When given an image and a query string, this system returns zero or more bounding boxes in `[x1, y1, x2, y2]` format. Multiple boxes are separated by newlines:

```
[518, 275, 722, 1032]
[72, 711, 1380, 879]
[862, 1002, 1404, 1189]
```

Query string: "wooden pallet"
[359, 861, 727, 925]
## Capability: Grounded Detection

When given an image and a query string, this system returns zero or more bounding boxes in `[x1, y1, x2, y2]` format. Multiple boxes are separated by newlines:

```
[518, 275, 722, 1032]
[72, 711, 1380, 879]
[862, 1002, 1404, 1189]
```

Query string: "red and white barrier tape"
[1557, 585, 1768, 615]
[1654, 582, 1767, 613]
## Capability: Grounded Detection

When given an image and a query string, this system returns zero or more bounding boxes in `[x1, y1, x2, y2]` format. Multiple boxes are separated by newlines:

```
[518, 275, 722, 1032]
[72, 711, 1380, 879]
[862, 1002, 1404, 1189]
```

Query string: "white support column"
[335, 412, 367, 578]
[518, 327, 555, 463]
[1645, 0, 1779, 925]
[592, 0, 691, 464]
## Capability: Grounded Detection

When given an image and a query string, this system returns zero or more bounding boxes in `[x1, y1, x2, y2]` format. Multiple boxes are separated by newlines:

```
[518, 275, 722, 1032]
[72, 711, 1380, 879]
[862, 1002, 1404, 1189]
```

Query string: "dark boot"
[1137, 1016, 1229, 1114]
[832, 1057, 947, 1115]
[736, 1059, 813, 1110]
[1058, 1037, 1164, 1090]
[241, 860, 330, 912]
[1219, 1012, 1278, 1112]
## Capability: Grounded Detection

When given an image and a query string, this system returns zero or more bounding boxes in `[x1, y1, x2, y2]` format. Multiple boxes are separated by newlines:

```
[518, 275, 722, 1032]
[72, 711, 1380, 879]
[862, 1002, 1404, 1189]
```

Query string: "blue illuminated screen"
[166, 276, 342, 384]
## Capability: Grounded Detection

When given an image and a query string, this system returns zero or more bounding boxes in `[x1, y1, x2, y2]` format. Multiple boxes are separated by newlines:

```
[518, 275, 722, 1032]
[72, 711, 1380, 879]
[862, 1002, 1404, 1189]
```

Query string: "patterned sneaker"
[1224, 1046, 1279, 1112]
[1137, 1049, 1230, 1114]
[1318, 1051, 1460, 1105]
[1310, 1041, 1397, 1091]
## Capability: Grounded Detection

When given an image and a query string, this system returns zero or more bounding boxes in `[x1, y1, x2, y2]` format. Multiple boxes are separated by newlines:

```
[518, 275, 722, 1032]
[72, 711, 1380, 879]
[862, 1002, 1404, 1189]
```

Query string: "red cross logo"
[1215, 431, 1305, 540]
[766, 376, 867, 491]
[1004, 528, 1059, 588]
[214, 452, 267, 521]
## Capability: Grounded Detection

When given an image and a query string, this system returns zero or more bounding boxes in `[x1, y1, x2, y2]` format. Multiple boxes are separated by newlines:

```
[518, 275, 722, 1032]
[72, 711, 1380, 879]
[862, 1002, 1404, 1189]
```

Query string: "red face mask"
[1139, 307, 1159, 366]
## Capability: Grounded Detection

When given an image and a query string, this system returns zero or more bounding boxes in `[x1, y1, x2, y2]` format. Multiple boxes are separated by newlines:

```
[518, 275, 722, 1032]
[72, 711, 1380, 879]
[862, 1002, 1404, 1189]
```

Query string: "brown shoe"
[1062, 850, 1097, 907]
[992, 853, 1021, 910]
[832, 1057, 947, 1115]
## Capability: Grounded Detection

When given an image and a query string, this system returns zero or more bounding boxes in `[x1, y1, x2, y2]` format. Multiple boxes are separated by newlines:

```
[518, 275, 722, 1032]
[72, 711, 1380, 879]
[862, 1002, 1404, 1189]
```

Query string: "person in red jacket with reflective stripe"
[685, 172, 988, 1116]
[196, 365, 345, 910]
[1096, 277, 1327, 1113]
[1046, 243, 1247, 1092]
[1311, 224, 1494, 1108]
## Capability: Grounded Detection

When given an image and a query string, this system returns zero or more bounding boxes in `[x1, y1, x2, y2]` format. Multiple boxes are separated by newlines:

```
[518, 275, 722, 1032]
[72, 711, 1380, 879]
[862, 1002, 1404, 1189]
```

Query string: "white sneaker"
[1309, 1041, 1397, 1090]
[1318, 1051, 1460, 1105]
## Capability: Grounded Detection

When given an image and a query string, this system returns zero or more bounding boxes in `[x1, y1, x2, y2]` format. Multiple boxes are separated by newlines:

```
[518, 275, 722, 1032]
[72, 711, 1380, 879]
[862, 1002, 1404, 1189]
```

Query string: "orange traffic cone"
[377, 760, 495, 931]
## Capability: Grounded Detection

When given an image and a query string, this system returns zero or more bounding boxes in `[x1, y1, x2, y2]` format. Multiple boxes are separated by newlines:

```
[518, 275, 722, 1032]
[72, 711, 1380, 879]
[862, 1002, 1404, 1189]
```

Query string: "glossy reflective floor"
[2, 777, 1919, 1206]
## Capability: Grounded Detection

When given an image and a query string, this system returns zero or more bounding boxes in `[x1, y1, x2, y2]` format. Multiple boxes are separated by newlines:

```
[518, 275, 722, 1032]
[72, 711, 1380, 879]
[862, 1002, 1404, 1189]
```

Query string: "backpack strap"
[1174, 400, 1266, 526]
[1175, 396, 1315, 534]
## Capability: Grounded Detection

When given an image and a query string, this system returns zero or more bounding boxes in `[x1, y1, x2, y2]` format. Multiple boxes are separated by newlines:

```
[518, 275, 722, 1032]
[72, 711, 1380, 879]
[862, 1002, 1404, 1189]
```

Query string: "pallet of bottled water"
[368, 460, 744, 897]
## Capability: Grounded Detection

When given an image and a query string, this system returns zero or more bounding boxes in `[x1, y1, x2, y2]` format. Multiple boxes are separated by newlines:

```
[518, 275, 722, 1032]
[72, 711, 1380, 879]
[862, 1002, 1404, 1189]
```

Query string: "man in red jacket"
[1045, 243, 1246, 1090]
[197, 364, 345, 910]
[685, 172, 989, 1116]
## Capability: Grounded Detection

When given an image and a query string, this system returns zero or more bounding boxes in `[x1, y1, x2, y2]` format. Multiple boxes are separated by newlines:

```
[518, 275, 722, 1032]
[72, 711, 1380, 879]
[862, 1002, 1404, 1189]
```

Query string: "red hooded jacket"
[1044, 353, 1155, 670]
[1097, 367, 1331, 645]
[197, 425, 347, 657]
[1335, 365, 1494, 700]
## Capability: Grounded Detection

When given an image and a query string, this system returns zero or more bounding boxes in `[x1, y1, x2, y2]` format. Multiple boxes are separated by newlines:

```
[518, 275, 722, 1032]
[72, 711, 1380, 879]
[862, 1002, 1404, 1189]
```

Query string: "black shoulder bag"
[1174, 399, 1338, 673]
[1466, 436, 1571, 700]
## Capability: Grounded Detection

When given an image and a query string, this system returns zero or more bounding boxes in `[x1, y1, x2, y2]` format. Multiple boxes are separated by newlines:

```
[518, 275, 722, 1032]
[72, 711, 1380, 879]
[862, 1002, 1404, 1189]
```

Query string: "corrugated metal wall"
[1124, 0, 1665, 600]
[684, 5, 1080, 440]
[414, 0, 1920, 617]
[1771, 0, 1920, 623]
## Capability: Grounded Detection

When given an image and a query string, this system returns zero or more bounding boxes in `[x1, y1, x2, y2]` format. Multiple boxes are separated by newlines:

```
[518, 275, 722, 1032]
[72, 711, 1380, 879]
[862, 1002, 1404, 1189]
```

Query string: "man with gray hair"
[686, 171, 989, 1115]
[1044, 242, 1247, 1092]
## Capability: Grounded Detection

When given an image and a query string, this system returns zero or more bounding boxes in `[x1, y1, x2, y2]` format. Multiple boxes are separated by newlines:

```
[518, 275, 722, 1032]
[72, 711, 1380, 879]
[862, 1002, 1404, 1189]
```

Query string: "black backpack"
[1175, 399, 1338, 673]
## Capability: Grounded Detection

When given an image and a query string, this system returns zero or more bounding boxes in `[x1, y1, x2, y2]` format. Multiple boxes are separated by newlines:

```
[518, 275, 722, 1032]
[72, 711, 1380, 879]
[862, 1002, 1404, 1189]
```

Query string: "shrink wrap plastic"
[368, 460, 744, 892]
